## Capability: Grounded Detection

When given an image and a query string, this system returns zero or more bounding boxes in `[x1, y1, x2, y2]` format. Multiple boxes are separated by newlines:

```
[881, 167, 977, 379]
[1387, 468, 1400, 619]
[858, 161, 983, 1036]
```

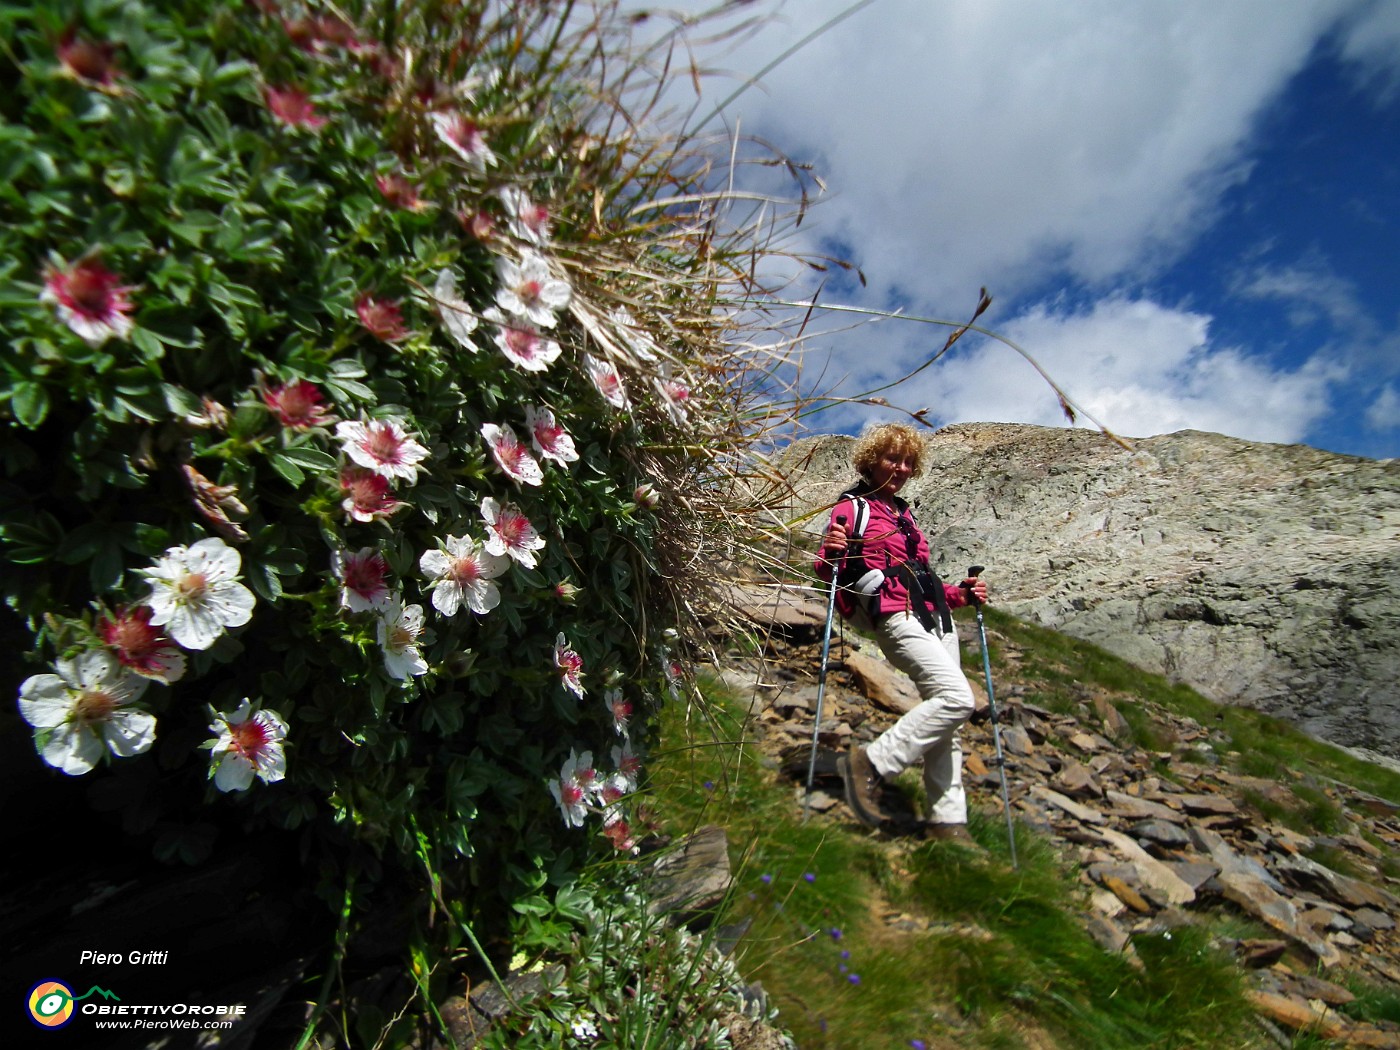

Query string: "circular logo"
[28, 981, 75, 1029]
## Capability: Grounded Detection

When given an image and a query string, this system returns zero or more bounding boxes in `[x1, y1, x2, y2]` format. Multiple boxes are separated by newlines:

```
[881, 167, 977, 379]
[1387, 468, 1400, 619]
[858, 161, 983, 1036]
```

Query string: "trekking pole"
[803, 514, 846, 821]
[967, 565, 1018, 868]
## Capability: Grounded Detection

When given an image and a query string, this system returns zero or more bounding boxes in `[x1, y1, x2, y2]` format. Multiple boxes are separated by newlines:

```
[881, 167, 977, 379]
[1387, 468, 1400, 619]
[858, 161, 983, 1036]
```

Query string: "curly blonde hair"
[851, 421, 927, 481]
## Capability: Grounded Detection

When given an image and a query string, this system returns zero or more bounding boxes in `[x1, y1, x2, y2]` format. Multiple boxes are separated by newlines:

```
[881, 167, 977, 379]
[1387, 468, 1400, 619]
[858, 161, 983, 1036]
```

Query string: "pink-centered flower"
[482, 307, 561, 373]
[500, 187, 551, 245]
[429, 112, 496, 169]
[356, 294, 411, 343]
[333, 547, 392, 612]
[419, 535, 508, 617]
[584, 353, 629, 409]
[41, 256, 135, 346]
[263, 379, 331, 430]
[602, 815, 638, 854]
[494, 251, 570, 328]
[18, 651, 154, 776]
[599, 771, 631, 808]
[460, 208, 495, 241]
[548, 748, 598, 828]
[57, 29, 119, 86]
[554, 633, 585, 698]
[207, 699, 288, 792]
[339, 467, 408, 523]
[524, 405, 579, 466]
[611, 740, 642, 788]
[658, 365, 691, 425]
[99, 606, 187, 684]
[142, 537, 256, 651]
[480, 496, 545, 568]
[336, 417, 429, 484]
[264, 85, 326, 129]
[604, 688, 632, 736]
[377, 598, 428, 679]
[376, 172, 428, 212]
[433, 267, 479, 351]
[482, 422, 544, 487]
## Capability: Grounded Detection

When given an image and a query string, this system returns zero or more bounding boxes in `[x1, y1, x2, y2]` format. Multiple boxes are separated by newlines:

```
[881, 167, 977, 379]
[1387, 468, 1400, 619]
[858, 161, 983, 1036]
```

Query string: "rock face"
[774, 424, 1400, 756]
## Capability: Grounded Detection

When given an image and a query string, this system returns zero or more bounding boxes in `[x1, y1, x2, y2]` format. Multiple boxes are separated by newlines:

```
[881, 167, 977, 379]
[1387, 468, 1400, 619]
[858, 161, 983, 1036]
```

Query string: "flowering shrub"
[1, 0, 788, 977]
[478, 876, 795, 1050]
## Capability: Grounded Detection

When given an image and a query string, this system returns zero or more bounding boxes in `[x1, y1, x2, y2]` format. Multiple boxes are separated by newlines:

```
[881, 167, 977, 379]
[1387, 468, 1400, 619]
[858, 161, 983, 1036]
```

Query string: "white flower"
[336, 417, 430, 484]
[18, 650, 154, 775]
[548, 748, 597, 828]
[603, 688, 632, 736]
[143, 537, 256, 651]
[494, 251, 570, 328]
[482, 307, 561, 372]
[482, 422, 544, 486]
[377, 598, 429, 679]
[584, 353, 629, 409]
[499, 186, 550, 245]
[523, 404, 579, 467]
[429, 111, 495, 169]
[207, 699, 288, 792]
[419, 535, 509, 616]
[611, 739, 642, 791]
[554, 633, 585, 698]
[332, 547, 392, 612]
[432, 267, 480, 350]
[480, 496, 545, 568]
[656, 362, 691, 425]
[609, 306, 660, 363]
[569, 1014, 600, 1041]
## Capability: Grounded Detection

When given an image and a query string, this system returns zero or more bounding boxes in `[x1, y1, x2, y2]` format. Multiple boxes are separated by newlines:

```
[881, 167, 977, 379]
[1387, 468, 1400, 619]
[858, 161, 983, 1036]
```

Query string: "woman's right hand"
[822, 520, 848, 554]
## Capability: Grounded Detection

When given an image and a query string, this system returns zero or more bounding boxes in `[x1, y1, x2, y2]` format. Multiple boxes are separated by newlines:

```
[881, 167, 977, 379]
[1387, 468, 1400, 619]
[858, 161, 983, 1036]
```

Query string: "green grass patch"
[976, 609, 1400, 805]
[650, 670, 1265, 1049]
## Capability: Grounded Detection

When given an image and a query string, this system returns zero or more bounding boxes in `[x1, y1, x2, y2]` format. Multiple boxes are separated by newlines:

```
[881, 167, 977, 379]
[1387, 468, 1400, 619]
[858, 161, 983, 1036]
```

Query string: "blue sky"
[645, 0, 1400, 459]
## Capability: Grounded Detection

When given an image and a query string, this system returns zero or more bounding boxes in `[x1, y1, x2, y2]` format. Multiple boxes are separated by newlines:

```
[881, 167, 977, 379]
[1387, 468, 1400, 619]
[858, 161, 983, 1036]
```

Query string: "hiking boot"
[921, 822, 982, 848]
[839, 745, 887, 827]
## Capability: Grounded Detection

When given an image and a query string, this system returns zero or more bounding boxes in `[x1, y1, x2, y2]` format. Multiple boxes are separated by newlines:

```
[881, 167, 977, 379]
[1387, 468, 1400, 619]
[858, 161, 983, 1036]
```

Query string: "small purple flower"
[840, 949, 851, 959]
[911, 1042, 928, 1050]
[848, 974, 861, 985]
[830, 927, 843, 941]
[804, 872, 816, 883]
[703, 780, 714, 791]
[838, 964, 848, 974]
[760, 873, 772, 884]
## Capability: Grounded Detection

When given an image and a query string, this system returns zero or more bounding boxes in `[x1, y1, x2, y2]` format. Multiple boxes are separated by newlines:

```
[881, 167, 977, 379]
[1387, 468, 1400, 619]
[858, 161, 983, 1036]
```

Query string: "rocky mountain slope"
[771, 424, 1400, 758]
[718, 579, 1400, 1046]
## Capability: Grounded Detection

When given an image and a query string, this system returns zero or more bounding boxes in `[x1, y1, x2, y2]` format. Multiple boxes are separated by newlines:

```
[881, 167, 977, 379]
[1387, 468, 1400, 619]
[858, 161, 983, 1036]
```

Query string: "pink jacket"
[815, 492, 968, 621]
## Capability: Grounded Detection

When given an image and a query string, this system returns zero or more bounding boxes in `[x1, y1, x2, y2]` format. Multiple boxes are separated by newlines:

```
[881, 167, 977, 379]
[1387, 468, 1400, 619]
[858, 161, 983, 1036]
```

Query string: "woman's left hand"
[960, 576, 989, 604]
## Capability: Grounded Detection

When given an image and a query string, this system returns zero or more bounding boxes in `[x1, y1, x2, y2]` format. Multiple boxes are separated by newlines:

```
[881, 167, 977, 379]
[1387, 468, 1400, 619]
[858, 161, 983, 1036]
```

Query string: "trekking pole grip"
[966, 564, 985, 606]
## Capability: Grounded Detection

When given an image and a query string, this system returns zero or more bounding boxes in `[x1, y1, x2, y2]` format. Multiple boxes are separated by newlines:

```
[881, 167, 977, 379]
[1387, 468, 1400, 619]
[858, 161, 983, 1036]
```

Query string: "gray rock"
[1129, 819, 1192, 849]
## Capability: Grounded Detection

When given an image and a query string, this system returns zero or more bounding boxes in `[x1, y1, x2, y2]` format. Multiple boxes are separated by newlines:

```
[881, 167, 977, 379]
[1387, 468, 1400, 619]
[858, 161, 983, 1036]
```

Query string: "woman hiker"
[814, 421, 990, 842]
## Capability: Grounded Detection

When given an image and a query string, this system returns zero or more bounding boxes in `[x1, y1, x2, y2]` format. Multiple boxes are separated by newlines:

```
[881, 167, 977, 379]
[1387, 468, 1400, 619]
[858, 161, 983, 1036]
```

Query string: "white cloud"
[635, 0, 1400, 452]
[692, 0, 1363, 305]
[924, 296, 1343, 443]
[1368, 385, 1400, 431]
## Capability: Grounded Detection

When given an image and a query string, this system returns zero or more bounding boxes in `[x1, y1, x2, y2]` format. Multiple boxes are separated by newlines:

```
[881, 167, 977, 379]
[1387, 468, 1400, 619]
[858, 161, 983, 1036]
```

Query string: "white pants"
[861, 611, 976, 825]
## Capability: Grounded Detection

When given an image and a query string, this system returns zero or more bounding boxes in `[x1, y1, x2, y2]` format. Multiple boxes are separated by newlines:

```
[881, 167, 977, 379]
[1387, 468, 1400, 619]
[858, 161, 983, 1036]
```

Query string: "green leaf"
[279, 446, 337, 471]
[268, 453, 306, 486]
[10, 381, 49, 428]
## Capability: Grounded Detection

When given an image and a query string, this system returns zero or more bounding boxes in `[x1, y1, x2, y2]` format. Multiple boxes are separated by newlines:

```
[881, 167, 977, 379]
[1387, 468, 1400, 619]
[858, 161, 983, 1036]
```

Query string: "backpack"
[835, 488, 953, 633]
